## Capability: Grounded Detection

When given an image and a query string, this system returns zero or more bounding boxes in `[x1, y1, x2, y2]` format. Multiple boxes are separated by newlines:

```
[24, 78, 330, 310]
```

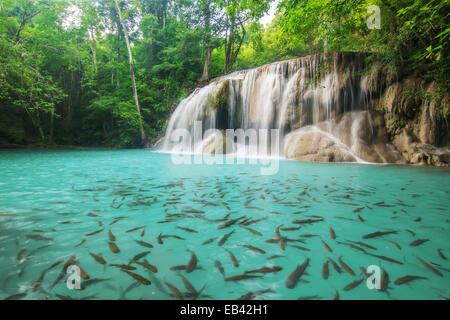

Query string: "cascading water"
[159, 52, 403, 164]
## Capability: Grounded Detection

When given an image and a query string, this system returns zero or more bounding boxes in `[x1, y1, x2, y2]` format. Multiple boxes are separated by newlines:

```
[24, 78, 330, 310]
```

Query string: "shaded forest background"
[0, 0, 448, 147]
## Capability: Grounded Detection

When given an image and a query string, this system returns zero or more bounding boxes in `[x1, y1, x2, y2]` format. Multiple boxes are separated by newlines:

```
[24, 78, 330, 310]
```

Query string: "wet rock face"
[160, 52, 449, 167]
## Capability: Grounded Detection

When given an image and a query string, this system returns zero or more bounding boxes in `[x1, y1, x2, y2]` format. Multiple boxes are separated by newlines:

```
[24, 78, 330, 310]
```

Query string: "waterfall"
[159, 52, 403, 164]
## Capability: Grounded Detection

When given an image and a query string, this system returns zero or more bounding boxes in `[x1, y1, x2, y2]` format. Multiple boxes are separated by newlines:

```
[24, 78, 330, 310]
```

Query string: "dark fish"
[366, 253, 403, 265]
[322, 260, 329, 280]
[202, 237, 217, 245]
[267, 255, 285, 260]
[394, 275, 427, 285]
[177, 273, 197, 295]
[438, 249, 446, 260]
[339, 257, 355, 276]
[237, 288, 273, 300]
[80, 278, 111, 290]
[241, 245, 265, 254]
[225, 248, 239, 267]
[50, 256, 77, 290]
[343, 278, 364, 291]
[110, 264, 136, 271]
[26, 234, 54, 241]
[176, 226, 198, 233]
[405, 229, 416, 237]
[289, 244, 310, 251]
[357, 214, 365, 222]
[136, 240, 153, 249]
[241, 226, 262, 236]
[186, 250, 198, 273]
[129, 251, 151, 264]
[89, 252, 106, 265]
[244, 266, 282, 274]
[108, 241, 120, 254]
[75, 238, 86, 247]
[380, 268, 389, 292]
[4, 292, 27, 300]
[225, 274, 263, 282]
[333, 290, 340, 300]
[165, 281, 184, 300]
[17, 249, 27, 261]
[170, 265, 187, 271]
[218, 217, 244, 229]
[329, 227, 336, 239]
[85, 228, 104, 237]
[328, 258, 342, 274]
[321, 239, 333, 252]
[347, 240, 377, 250]
[409, 239, 429, 247]
[213, 259, 226, 277]
[362, 231, 397, 239]
[218, 230, 234, 246]
[157, 233, 163, 244]
[286, 258, 309, 289]
[33, 259, 64, 292]
[121, 270, 151, 285]
[415, 256, 443, 277]
[385, 239, 401, 250]
[108, 230, 116, 242]
[126, 226, 145, 233]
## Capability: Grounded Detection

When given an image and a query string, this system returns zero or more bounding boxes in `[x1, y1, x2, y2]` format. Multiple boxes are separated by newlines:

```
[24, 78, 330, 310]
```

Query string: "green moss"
[206, 79, 230, 112]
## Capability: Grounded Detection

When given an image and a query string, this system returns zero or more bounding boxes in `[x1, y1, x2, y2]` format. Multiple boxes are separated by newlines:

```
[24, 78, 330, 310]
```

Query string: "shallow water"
[0, 150, 449, 300]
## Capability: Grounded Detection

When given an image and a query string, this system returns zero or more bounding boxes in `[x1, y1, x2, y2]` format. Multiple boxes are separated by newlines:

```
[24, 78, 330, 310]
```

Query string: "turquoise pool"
[0, 150, 449, 300]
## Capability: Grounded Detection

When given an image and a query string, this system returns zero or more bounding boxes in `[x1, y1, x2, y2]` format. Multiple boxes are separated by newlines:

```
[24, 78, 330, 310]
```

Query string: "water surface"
[0, 150, 449, 300]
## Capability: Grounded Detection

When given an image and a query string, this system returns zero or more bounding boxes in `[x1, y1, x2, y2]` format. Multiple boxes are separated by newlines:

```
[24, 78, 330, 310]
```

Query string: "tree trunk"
[200, 47, 211, 81]
[114, 0, 147, 146]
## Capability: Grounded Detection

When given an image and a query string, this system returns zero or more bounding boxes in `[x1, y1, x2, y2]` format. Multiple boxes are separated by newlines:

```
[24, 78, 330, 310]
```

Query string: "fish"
[89, 252, 106, 265]
[380, 268, 389, 293]
[405, 229, 416, 237]
[339, 257, 355, 276]
[328, 258, 342, 274]
[357, 215, 365, 222]
[225, 274, 263, 282]
[157, 233, 163, 244]
[165, 281, 184, 300]
[297, 295, 323, 300]
[286, 258, 309, 289]
[33, 259, 64, 292]
[333, 290, 340, 300]
[218, 217, 245, 229]
[225, 248, 239, 267]
[362, 231, 397, 239]
[385, 239, 401, 250]
[186, 250, 198, 273]
[119, 282, 141, 299]
[17, 249, 27, 261]
[121, 270, 151, 285]
[218, 230, 234, 246]
[170, 265, 187, 271]
[75, 238, 86, 247]
[343, 278, 364, 291]
[108, 230, 116, 241]
[321, 239, 333, 252]
[415, 256, 443, 277]
[322, 260, 329, 280]
[347, 240, 377, 250]
[267, 255, 285, 260]
[289, 244, 310, 251]
[4, 292, 27, 300]
[213, 259, 226, 277]
[292, 218, 324, 225]
[85, 228, 104, 237]
[410, 239, 429, 247]
[108, 241, 120, 254]
[135, 259, 158, 273]
[329, 227, 336, 239]
[50, 255, 77, 290]
[26, 234, 54, 241]
[177, 273, 197, 295]
[241, 226, 262, 236]
[80, 278, 111, 290]
[126, 226, 145, 233]
[140, 228, 146, 237]
[366, 253, 403, 265]
[244, 266, 282, 274]
[394, 275, 427, 285]
[237, 288, 273, 300]
[110, 264, 137, 271]
[241, 245, 266, 254]
[202, 237, 217, 245]
[129, 251, 151, 264]
[136, 240, 153, 248]
[438, 249, 446, 260]
[176, 226, 198, 233]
